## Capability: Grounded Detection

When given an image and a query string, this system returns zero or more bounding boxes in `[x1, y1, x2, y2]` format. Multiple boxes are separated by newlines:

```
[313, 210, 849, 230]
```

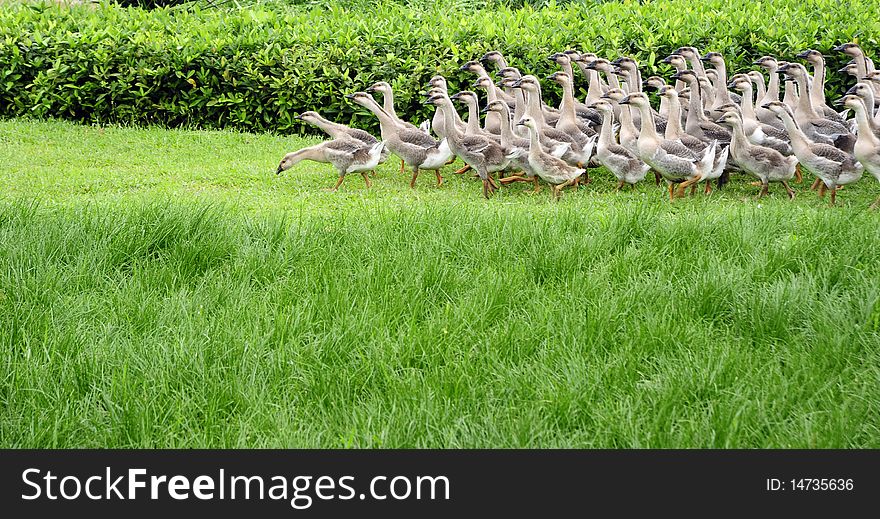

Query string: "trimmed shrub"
[0, 0, 877, 135]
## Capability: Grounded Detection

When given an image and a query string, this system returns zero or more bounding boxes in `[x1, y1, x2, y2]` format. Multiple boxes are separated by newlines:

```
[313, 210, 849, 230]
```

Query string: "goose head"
[838, 62, 860, 77]
[836, 94, 865, 111]
[754, 56, 779, 71]
[572, 52, 597, 65]
[472, 75, 494, 91]
[365, 81, 391, 95]
[716, 110, 743, 129]
[705, 69, 719, 83]
[480, 51, 505, 65]
[548, 52, 572, 67]
[424, 94, 445, 107]
[515, 116, 538, 131]
[276, 152, 297, 175]
[460, 60, 487, 75]
[864, 71, 880, 85]
[671, 69, 699, 85]
[294, 111, 321, 124]
[643, 76, 667, 91]
[777, 62, 807, 78]
[427, 75, 448, 90]
[701, 51, 725, 67]
[482, 100, 508, 114]
[618, 92, 650, 108]
[588, 99, 614, 115]
[796, 49, 824, 65]
[845, 82, 874, 100]
[658, 85, 679, 100]
[584, 58, 612, 72]
[612, 56, 638, 70]
[498, 67, 522, 80]
[510, 75, 542, 94]
[601, 88, 626, 103]
[450, 91, 478, 105]
[746, 70, 765, 85]
[661, 54, 687, 70]
[832, 43, 862, 57]
[673, 47, 700, 60]
[548, 71, 573, 87]
[727, 73, 751, 92]
[761, 100, 794, 119]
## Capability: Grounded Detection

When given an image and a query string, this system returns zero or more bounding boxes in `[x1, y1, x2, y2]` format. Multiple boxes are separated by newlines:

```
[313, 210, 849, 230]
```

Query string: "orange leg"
[409, 167, 420, 189]
[794, 163, 803, 183]
[615, 180, 625, 191]
[455, 165, 472, 175]
[668, 182, 676, 202]
[829, 186, 839, 206]
[781, 180, 796, 200]
[399, 159, 405, 174]
[654, 170, 662, 185]
[488, 176, 500, 190]
[325, 176, 345, 192]
[704, 181, 712, 195]
[676, 176, 701, 198]
[435, 170, 444, 187]
[530, 176, 541, 194]
[870, 194, 880, 210]
[810, 177, 822, 191]
[361, 172, 372, 189]
[757, 181, 769, 198]
[817, 182, 827, 198]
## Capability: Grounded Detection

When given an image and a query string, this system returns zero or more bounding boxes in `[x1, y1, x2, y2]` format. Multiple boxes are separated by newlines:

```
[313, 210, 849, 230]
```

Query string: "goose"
[451, 91, 491, 138]
[425, 76, 462, 139]
[569, 52, 606, 104]
[700, 52, 741, 110]
[347, 92, 451, 189]
[834, 43, 879, 97]
[844, 83, 880, 136]
[471, 75, 504, 135]
[601, 88, 639, 155]
[620, 92, 718, 200]
[612, 56, 643, 95]
[716, 111, 798, 199]
[763, 101, 863, 205]
[425, 93, 509, 198]
[644, 76, 671, 117]
[795, 49, 846, 121]
[699, 74, 717, 112]
[726, 74, 793, 156]
[590, 99, 650, 189]
[838, 61, 861, 81]
[485, 100, 541, 193]
[661, 54, 688, 92]
[613, 65, 667, 131]
[480, 51, 518, 103]
[516, 116, 586, 199]
[547, 71, 598, 134]
[585, 59, 623, 91]
[276, 139, 384, 191]
[498, 74, 529, 138]
[746, 70, 782, 129]
[658, 86, 708, 153]
[840, 94, 880, 209]
[366, 82, 422, 132]
[671, 71, 732, 145]
[778, 62, 854, 150]
[510, 75, 588, 167]
[782, 76, 800, 111]
[294, 111, 389, 165]
[755, 56, 782, 103]
[548, 54, 601, 124]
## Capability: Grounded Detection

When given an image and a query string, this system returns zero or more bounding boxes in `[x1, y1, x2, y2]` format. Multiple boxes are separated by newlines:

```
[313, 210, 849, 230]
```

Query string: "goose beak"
[510, 79, 523, 88]
[832, 44, 848, 52]
[619, 95, 632, 105]
[365, 85, 376, 93]
[777, 63, 792, 73]
[548, 53, 563, 61]
[449, 93, 462, 101]
[661, 56, 674, 64]
[845, 86, 859, 96]
[699, 55, 710, 62]
[459, 63, 473, 72]
[726, 80, 738, 89]
[833, 97, 846, 106]
[275, 165, 283, 175]
[670, 71, 683, 80]
[344, 93, 357, 99]
[837, 66, 851, 74]
[293, 114, 303, 120]
[480, 105, 489, 113]
[795, 50, 811, 59]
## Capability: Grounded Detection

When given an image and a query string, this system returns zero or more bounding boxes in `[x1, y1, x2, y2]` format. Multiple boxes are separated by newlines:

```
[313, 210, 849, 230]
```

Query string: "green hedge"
[0, 0, 877, 135]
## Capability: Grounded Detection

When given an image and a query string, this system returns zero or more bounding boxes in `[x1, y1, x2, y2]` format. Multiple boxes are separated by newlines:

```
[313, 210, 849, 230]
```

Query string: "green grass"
[1, 118, 879, 448]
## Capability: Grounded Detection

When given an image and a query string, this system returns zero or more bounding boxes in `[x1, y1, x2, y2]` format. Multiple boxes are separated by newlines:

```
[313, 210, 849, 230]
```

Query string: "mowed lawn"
[1, 118, 879, 448]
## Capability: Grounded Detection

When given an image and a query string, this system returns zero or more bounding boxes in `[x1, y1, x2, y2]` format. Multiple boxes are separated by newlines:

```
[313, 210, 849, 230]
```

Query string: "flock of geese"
[276, 43, 880, 206]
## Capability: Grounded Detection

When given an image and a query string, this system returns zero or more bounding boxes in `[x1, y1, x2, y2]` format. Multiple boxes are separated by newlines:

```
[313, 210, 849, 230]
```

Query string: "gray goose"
[778, 62, 854, 152]
[295, 111, 389, 165]
[276, 139, 384, 191]
[347, 92, 451, 189]
[516, 116, 586, 199]
[763, 101, 863, 205]
[717, 111, 798, 199]
[426, 94, 509, 198]
[590, 99, 650, 189]
[840, 94, 880, 209]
